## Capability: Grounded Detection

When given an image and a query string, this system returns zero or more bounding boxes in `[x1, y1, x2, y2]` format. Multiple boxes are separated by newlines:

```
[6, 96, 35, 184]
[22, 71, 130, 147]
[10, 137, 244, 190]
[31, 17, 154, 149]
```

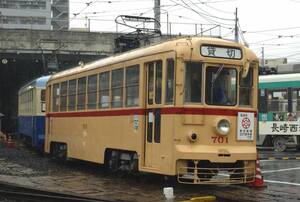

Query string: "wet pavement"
[259, 148, 300, 160]
[0, 143, 300, 202]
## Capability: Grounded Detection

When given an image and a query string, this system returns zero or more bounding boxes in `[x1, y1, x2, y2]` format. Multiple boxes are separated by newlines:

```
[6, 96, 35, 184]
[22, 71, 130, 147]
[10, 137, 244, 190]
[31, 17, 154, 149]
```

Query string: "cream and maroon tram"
[45, 37, 258, 184]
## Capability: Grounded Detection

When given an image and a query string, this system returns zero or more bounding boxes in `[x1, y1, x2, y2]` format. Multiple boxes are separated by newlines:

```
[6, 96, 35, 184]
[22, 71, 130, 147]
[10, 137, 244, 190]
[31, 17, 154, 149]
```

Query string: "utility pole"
[154, 0, 160, 31]
[234, 7, 238, 42]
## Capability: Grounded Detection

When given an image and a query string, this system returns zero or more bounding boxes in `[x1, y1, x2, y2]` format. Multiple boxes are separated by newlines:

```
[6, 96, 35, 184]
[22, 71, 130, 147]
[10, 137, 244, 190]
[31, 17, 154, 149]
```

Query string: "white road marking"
[262, 167, 300, 174]
[260, 159, 277, 162]
[264, 180, 300, 186]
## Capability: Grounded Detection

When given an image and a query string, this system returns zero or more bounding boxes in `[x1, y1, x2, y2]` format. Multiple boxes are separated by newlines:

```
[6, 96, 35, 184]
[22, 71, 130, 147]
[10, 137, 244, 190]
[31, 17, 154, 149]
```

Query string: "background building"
[0, 0, 69, 30]
[51, 0, 69, 30]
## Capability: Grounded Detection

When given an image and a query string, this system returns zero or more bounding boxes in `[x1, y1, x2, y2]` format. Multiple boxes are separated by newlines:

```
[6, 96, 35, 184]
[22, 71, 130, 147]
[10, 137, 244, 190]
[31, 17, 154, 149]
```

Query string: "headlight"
[216, 119, 230, 135]
[188, 133, 198, 142]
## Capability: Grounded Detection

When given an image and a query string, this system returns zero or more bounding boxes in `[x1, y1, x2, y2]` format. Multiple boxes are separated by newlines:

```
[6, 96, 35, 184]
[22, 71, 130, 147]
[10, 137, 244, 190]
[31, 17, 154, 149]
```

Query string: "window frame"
[68, 79, 77, 111]
[77, 77, 87, 110]
[165, 58, 175, 105]
[184, 61, 203, 104]
[239, 67, 253, 107]
[87, 74, 98, 110]
[52, 83, 60, 112]
[111, 68, 124, 108]
[267, 88, 288, 113]
[205, 66, 237, 106]
[60, 81, 68, 112]
[125, 65, 140, 107]
[99, 71, 111, 109]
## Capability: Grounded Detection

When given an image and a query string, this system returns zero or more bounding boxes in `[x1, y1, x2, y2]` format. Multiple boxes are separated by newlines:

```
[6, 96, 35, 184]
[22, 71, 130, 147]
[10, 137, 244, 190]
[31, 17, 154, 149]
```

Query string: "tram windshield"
[205, 66, 237, 106]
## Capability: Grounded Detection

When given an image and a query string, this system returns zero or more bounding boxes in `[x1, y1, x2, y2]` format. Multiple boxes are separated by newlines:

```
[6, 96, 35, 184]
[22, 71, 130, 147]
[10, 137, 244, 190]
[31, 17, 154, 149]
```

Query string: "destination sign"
[200, 45, 242, 59]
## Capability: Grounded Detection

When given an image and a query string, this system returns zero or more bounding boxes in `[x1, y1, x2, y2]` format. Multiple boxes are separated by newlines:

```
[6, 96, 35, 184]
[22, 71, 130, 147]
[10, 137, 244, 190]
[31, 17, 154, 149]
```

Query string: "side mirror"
[242, 60, 250, 78]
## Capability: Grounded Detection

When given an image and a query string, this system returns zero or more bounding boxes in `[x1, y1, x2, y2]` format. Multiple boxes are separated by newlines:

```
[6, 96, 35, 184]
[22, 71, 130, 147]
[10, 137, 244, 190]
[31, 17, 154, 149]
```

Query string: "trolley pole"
[234, 7, 238, 42]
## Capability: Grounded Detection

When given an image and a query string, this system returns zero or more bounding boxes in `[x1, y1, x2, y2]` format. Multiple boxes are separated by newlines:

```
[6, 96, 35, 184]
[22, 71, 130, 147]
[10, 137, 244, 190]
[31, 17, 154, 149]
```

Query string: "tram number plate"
[211, 136, 228, 143]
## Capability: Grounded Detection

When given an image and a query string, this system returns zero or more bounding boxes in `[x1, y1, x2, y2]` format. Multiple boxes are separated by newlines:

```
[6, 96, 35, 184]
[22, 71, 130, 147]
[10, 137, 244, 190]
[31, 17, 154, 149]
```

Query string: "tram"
[45, 37, 259, 184]
[258, 73, 300, 151]
[18, 75, 50, 149]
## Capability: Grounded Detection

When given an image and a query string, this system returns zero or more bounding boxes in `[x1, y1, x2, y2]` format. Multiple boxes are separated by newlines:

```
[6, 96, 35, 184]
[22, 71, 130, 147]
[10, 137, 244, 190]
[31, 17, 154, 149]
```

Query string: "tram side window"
[87, 74, 97, 109]
[165, 58, 175, 104]
[147, 60, 163, 105]
[28, 91, 30, 113]
[112, 69, 124, 108]
[184, 62, 202, 103]
[30, 90, 33, 113]
[27, 90, 31, 114]
[258, 89, 267, 113]
[68, 79, 77, 111]
[24, 92, 27, 113]
[126, 65, 139, 107]
[25, 92, 28, 113]
[148, 63, 154, 105]
[52, 84, 60, 112]
[41, 89, 46, 112]
[239, 67, 253, 106]
[23, 92, 27, 113]
[155, 61, 162, 104]
[292, 88, 300, 111]
[28, 91, 31, 113]
[267, 89, 288, 112]
[99, 72, 110, 108]
[77, 77, 87, 110]
[23, 92, 26, 113]
[60, 81, 68, 112]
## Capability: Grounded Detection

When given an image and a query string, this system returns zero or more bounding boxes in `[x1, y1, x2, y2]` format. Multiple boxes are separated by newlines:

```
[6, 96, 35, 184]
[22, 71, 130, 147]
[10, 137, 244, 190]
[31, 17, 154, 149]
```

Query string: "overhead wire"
[199, 1, 234, 14]
[72, 0, 99, 17]
[180, 0, 235, 23]
[185, 0, 234, 21]
[201, 0, 238, 3]
[236, 20, 249, 45]
[170, 0, 234, 27]
[246, 26, 300, 34]
[69, 0, 300, 62]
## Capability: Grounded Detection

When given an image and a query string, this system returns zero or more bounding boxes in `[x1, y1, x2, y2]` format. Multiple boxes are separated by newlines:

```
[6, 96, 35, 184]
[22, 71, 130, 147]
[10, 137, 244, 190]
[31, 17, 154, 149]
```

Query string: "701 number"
[211, 136, 229, 143]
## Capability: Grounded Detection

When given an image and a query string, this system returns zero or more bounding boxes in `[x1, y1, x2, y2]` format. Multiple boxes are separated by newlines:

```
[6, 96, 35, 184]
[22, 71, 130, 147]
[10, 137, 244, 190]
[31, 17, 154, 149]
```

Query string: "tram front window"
[205, 66, 237, 106]
[184, 62, 202, 103]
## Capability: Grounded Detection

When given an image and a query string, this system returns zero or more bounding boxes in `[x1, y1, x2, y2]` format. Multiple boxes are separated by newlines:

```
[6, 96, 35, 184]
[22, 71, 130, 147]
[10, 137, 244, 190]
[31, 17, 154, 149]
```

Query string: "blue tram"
[18, 75, 50, 149]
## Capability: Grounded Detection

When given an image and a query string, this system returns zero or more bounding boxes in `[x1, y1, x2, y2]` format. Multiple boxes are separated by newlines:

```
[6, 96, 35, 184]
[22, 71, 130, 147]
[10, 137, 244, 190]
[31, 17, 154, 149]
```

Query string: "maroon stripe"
[47, 107, 257, 118]
[161, 108, 257, 116]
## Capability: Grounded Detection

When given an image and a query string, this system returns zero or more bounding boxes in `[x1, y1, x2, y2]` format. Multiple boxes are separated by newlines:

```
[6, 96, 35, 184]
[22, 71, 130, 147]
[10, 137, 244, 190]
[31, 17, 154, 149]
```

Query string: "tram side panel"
[18, 87, 46, 149]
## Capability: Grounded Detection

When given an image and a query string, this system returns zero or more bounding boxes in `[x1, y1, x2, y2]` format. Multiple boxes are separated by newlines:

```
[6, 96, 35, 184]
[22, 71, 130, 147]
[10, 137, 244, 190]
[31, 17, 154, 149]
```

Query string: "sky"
[69, 0, 300, 63]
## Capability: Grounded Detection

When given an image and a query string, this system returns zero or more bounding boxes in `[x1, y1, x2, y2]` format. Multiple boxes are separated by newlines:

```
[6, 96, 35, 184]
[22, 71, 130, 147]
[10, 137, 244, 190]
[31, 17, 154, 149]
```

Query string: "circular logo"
[241, 117, 251, 129]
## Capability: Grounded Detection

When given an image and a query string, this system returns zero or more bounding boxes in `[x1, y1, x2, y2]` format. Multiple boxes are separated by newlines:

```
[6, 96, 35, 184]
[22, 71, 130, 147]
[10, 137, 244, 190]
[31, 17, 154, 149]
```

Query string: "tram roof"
[49, 36, 258, 82]
[19, 75, 51, 93]
[259, 73, 300, 89]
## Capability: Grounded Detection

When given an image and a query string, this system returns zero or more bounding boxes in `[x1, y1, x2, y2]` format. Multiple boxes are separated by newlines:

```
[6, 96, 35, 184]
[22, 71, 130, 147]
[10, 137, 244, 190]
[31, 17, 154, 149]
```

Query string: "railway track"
[0, 181, 127, 202]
